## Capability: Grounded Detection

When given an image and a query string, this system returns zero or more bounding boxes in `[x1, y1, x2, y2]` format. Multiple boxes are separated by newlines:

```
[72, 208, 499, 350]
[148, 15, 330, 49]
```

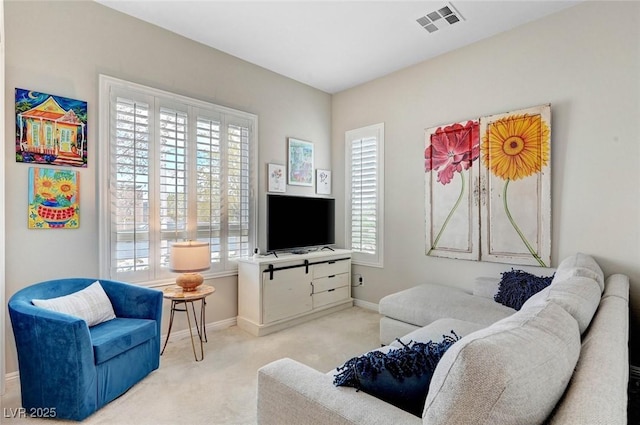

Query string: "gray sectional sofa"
[257, 253, 630, 424]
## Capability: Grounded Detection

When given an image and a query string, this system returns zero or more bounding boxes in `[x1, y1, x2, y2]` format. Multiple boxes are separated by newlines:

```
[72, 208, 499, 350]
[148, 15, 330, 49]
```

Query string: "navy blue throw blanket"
[494, 269, 554, 310]
[333, 331, 460, 417]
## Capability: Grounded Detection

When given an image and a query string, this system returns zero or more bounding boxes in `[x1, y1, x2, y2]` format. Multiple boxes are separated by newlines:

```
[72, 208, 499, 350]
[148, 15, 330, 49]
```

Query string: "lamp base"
[176, 273, 204, 291]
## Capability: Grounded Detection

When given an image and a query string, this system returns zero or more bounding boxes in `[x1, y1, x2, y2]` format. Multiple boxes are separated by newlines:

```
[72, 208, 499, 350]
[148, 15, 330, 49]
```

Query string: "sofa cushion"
[380, 316, 423, 345]
[423, 302, 581, 424]
[548, 291, 629, 424]
[392, 318, 484, 348]
[472, 276, 501, 299]
[493, 269, 554, 310]
[90, 317, 157, 364]
[379, 284, 514, 328]
[554, 252, 604, 292]
[334, 332, 460, 417]
[522, 276, 601, 334]
[32, 281, 116, 327]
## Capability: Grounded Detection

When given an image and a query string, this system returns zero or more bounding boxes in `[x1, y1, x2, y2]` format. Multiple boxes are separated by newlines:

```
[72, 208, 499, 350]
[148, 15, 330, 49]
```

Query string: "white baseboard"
[353, 298, 379, 312]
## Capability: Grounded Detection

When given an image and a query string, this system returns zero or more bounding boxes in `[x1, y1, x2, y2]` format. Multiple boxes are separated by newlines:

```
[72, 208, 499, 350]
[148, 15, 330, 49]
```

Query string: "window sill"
[136, 269, 240, 289]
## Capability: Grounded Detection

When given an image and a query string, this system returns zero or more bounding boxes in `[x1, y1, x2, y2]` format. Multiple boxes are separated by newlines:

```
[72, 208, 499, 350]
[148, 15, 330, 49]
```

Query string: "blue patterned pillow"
[494, 269, 554, 310]
[333, 332, 460, 417]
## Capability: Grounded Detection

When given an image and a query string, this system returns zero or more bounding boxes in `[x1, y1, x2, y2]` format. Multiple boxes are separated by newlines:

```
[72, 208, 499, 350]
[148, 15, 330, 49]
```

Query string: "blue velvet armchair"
[8, 278, 163, 421]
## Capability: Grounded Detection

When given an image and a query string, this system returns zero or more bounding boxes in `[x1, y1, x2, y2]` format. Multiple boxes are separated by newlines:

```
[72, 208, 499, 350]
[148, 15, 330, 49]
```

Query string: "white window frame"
[98, 75, 258, 285]
[345, 123, 384, 267]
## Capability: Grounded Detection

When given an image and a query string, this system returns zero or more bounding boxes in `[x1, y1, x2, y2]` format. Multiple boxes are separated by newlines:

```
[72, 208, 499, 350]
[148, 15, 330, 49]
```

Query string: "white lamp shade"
[170, 241, 211, 273]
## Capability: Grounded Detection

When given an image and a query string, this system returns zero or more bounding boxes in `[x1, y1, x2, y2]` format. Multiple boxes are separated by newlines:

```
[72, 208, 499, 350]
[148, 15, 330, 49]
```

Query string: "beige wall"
[332, 1, 640, 358]
[3, 1, 331, 374]
[4, 0, 640, 377]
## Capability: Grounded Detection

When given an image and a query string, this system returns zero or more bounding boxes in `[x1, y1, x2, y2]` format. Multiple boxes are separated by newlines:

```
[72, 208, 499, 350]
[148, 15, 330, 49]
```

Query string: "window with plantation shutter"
[345, 123, 384, 267]
[99, 75, 257, 284]
[111, 96, 152, 278]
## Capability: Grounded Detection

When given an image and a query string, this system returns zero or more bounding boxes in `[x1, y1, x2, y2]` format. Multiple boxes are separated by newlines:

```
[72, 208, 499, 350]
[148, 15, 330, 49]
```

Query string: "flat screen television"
[267, 194, 335, 253]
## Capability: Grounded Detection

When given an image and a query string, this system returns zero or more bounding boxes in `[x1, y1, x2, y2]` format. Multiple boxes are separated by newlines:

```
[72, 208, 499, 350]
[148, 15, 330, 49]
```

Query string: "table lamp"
[170, 241, 211, 291]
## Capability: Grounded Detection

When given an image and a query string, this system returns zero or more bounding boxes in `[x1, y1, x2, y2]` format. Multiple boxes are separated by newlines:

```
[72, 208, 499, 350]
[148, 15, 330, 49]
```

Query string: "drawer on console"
[312, 286, 350, 309]
[313, 260, 350, 279]
[313, 273, 349, 293]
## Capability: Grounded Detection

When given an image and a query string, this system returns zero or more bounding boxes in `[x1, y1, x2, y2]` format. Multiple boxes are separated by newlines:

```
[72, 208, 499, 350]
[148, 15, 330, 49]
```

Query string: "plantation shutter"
[194, 114, 251, 268]
[195, 114, 222, 266]
[110, 93, 153, 281]
[346, 123, 384, 267]
[226, 120, 251, 261]
[158, 106, 188, 270]
[101, 75, 257, 283]
[350, 137, 378, 254]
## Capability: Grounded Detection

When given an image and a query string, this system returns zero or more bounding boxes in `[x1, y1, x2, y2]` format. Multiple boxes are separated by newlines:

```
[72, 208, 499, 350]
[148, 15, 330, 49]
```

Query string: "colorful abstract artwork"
[15, 88, 88, 168]
[28, 167, 80, 229]
[288, 138, 314, 186]
[425, 104, 551, 266]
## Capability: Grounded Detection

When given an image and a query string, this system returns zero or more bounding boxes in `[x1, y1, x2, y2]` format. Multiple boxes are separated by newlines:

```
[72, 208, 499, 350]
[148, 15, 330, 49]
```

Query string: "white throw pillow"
[32, 281, 116, 326]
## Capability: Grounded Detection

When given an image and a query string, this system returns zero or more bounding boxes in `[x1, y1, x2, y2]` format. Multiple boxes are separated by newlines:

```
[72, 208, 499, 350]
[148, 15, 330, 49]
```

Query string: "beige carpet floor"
[1, 306, 380, 424]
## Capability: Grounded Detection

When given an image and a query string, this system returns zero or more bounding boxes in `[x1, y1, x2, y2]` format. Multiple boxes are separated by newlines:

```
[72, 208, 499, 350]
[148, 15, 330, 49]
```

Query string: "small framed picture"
[288, 138, 314, 186]
[268, 163, 286, 193]
[316, 169, 331, 195]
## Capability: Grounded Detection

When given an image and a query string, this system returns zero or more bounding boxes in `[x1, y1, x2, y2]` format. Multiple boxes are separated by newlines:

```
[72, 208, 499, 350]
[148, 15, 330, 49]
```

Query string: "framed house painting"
[424, 104, 551, 267]
[15, 88, 88, 168]
[28, 167, 80, 229]
[268, 163, 286, 193]
[288, 138, 314, 186]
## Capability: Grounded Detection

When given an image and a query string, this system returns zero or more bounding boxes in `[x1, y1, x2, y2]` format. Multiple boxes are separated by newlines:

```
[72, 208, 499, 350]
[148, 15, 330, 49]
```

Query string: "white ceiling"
[96, 1, 580, 94]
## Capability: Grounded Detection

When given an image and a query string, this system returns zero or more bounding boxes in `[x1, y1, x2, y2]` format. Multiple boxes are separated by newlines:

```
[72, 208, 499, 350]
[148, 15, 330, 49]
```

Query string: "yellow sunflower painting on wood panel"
[480, 106, 551, 266]
[481, 114, 550, 181]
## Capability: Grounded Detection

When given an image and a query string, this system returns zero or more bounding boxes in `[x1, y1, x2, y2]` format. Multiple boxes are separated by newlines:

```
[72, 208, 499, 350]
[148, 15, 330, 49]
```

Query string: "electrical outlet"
[352, 273, 363, 287]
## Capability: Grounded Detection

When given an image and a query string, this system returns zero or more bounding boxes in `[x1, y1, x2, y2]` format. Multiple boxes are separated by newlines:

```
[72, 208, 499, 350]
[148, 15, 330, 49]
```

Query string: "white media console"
[236, 249, 352, 336]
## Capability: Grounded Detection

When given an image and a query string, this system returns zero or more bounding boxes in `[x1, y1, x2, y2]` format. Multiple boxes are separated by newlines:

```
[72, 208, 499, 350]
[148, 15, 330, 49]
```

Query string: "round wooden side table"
[161, 284, 215, 361]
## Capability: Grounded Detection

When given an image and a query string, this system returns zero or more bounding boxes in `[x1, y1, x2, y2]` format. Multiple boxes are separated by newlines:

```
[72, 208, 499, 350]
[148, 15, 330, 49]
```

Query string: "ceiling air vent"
[416, 3, 464, 34]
